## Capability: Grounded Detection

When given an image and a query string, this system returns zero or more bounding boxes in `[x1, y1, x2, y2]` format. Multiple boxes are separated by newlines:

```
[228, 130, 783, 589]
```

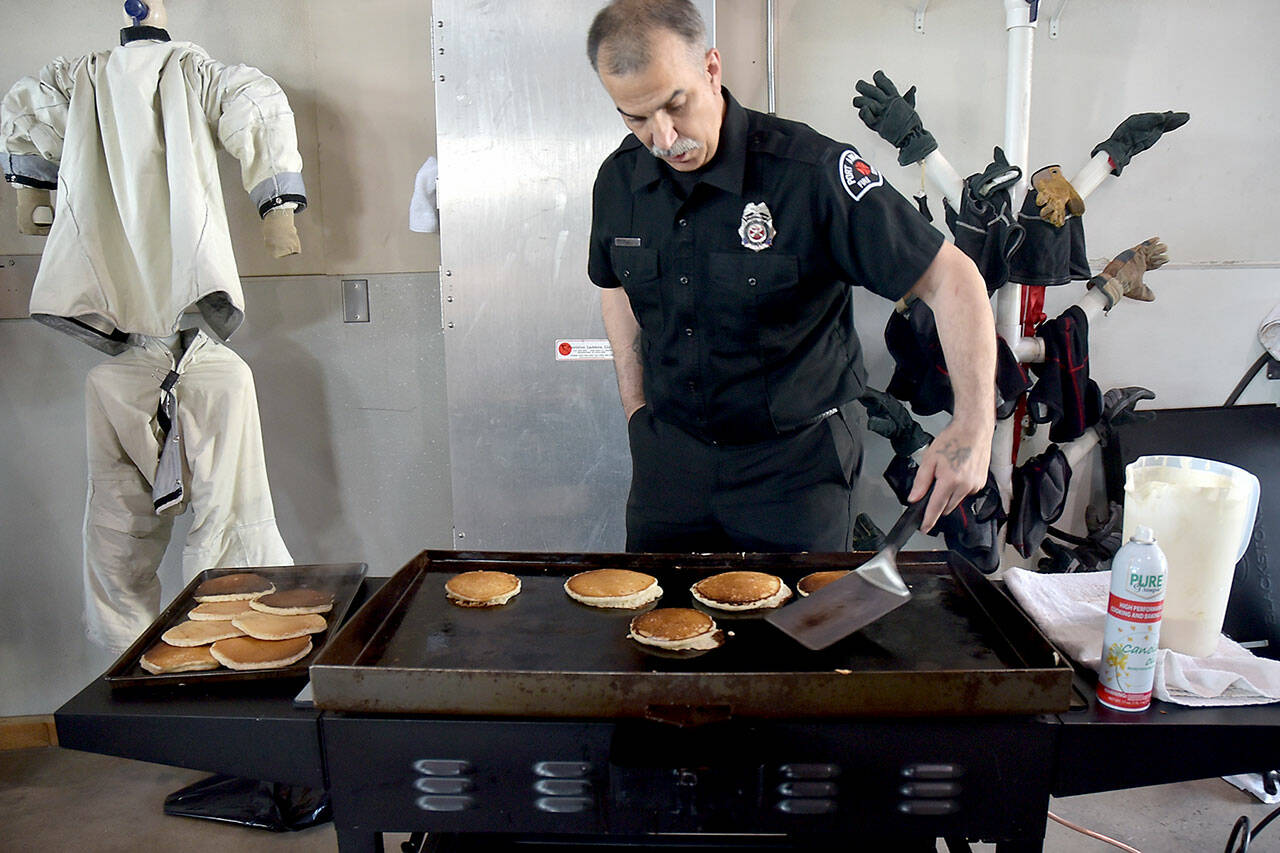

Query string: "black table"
[54, 576, 386, 789]
[1054, 674, 1280, 796]
[56, 674, 323, 787]
[53, 576, 1280, 853]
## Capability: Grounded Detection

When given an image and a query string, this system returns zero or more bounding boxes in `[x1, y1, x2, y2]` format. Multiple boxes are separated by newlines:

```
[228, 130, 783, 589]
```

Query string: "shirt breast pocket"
[708, 252, 802, 348]
[610, 246, 662, 325]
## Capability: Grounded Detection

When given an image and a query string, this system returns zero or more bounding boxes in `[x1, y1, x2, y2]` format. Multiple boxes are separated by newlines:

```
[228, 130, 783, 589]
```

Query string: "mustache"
[650, 137, 701, 159]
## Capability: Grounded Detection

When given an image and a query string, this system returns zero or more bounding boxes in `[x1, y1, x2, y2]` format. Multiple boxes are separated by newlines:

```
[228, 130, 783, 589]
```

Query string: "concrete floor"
[1, 746, 1275, 852]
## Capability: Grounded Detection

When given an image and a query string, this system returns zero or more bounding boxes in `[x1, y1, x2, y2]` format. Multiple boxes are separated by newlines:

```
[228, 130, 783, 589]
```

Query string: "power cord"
[1225, 815, 1250, 852]
[1224, 800, 1280, 852]
[1223, 352, 1275, 407]
[1048, 811, 1142, 852]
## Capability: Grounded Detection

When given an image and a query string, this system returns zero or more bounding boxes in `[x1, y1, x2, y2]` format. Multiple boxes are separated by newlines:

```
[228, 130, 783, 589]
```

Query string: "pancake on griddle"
[250, 588, 334, 615]
[193, 572, 275, 602]
[628, 607, 723, 652]
[139, 641, 220, 674]
[209, 636, 313, 671]
[444, 570, 521, 607]
[188, 600, 254, 621]
[160, 619, 247, 647]
[232, 611, 327, 640]
[796, 570, 851, 597]
[690, 571, 792, 611]
[564, 569, 662, 609]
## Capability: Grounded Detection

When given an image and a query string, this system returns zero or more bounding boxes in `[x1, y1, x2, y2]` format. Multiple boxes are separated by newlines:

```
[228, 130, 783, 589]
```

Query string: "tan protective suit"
[2, 31, 303, 652]
[1, 35, 306, 353]
[83, 330, 292, 653]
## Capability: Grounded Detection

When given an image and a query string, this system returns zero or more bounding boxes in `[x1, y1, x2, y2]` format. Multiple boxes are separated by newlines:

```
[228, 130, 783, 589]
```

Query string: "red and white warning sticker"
[555, 339, 614, 361]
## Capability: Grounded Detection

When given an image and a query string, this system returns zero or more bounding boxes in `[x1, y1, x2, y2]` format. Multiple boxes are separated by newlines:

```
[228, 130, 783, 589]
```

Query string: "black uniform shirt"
[589, 88, 944, 444]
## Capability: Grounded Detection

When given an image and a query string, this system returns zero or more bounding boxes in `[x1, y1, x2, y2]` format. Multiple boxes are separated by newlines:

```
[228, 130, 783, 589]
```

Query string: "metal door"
[434, 0, 714, 549]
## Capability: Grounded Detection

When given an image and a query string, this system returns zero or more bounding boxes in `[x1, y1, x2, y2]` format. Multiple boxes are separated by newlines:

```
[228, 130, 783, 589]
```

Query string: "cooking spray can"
[1096, 525, 1168, 712]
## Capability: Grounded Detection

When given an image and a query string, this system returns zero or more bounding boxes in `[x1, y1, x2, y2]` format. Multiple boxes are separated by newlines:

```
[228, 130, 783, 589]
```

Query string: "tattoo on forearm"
[630, 334, 641, 357]
[940, 440, 971, 471]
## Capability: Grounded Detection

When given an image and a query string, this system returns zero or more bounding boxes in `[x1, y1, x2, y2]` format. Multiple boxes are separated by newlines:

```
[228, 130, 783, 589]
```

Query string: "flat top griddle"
[312, 550, 1071, 719]
[379, 566, 994, 674]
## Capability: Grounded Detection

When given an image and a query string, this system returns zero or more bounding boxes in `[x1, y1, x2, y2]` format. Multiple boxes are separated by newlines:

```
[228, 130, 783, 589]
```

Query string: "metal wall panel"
[435, 0, 714, 550]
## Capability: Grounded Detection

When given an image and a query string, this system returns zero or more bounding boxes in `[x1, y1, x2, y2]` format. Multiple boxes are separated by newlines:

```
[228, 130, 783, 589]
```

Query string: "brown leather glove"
[1088, 237, 1169, 308]
[262, 207, 300, 257]
[16, 186, 53, 236]
[1031, 165, 1085, 227]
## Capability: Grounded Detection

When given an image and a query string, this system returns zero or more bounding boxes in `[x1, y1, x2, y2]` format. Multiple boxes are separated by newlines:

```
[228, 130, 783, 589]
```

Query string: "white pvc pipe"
[1061, 428, 1101, 470]
[991, 0, 1038, 505]
[1012, 335, 1045, 363]
[1071, 150, 1113, 200]
[992, 416, 1018, 505]
[1002, 1, 1035, 202]
[996, 0, 1036, 353]
[923, 149, 965, 210]
[1075, 285, 1111, 325]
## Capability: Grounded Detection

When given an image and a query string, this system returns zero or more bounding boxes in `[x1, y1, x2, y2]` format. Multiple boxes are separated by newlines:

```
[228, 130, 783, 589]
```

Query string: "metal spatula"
[766, 497, 928, 650]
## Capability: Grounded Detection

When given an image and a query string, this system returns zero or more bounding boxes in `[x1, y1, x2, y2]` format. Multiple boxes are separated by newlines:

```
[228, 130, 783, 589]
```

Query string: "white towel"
[1004, 567, 1280, 707]
[409, 156, 438, 233]
[1261, 301, 1280, 360]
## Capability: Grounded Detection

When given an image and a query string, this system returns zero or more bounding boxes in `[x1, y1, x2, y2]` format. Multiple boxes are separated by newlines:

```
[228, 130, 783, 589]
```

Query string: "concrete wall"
[0, 0, 441, 274]
[1, 0, 1277, 714]
[0, 2, 451, 716]
[0, 272, 453, 716]
[720, 0, 1280, 548]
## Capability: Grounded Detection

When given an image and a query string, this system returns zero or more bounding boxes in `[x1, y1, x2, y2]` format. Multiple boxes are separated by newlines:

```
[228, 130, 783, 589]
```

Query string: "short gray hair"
[587, 0, 707, 75]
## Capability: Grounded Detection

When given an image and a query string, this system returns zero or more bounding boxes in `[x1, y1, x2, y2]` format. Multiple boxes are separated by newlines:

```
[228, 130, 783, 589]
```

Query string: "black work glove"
[1038, 539, 1090, 574]
[1095, 386, 1156, 447]
[1102, 386, 1156, 427]
[1091, 111, 1190, 176]
[1084, 501, 1125, 562]
[968, 146, 1021, 200]
[851, 513, 886, 551]
[859, 388, 932, 457]
[852, 70, 938, 166]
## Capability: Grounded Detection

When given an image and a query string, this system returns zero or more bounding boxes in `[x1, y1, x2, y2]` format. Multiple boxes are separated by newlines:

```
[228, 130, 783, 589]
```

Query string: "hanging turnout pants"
[82, 330, 292, 652]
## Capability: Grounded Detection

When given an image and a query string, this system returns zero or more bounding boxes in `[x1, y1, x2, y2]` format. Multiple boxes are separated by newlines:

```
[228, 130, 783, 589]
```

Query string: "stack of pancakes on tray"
[441, 564, 803, 657]
[139, 572, 334, 674]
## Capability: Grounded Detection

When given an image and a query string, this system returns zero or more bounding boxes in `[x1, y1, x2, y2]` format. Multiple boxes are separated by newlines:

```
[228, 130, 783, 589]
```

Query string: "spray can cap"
[1131, 524, 1156, 544]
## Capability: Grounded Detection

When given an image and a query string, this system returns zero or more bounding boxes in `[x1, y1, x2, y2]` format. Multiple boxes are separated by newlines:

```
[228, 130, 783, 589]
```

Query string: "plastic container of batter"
[1122, 455, 1260, 658]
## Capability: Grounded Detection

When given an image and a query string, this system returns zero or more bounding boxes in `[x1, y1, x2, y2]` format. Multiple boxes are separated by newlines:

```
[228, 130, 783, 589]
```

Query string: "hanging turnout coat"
[1, 34, 306, 353]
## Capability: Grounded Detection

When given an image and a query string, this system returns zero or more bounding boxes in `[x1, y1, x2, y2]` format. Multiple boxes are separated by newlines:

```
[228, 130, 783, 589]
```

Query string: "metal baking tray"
[106, 563, 367, 690]
[311, 551, 1072, 719]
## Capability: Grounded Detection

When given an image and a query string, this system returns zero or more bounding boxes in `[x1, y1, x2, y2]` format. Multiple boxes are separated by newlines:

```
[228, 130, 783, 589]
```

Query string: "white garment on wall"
[1261, 302, 1280, 361]
[0, 36, 307, 353]
[409, 155, 438, 233]
[83, 331, 292, 653]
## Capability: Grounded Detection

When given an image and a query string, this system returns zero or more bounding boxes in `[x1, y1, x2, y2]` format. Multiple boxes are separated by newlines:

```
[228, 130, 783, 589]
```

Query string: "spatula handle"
[883, 488, 932, 552]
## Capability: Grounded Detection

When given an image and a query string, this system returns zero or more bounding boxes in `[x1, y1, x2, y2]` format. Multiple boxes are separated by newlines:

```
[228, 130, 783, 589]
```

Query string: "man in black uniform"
[586, 0, 996, 552]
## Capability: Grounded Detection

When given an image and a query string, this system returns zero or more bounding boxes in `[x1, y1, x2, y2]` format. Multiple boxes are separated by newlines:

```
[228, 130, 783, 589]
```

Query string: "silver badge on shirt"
[738, 202, 775, 252]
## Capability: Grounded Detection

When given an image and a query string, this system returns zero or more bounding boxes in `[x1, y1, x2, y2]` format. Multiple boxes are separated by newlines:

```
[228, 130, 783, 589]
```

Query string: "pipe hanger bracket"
[1049, 0, 1069, 38]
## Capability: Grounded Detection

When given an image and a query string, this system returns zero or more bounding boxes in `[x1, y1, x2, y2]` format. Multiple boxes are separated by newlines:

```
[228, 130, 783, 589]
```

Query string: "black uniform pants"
[625, 404, 862, 553]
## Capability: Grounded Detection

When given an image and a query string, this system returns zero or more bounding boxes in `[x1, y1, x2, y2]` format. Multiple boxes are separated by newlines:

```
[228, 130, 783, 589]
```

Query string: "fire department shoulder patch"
[838, 150, 882, 201]
[738, 202, 776, 252]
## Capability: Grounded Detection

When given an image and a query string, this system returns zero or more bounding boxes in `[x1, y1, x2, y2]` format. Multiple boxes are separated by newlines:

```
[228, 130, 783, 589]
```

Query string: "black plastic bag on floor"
[163, 774, 331, 831]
